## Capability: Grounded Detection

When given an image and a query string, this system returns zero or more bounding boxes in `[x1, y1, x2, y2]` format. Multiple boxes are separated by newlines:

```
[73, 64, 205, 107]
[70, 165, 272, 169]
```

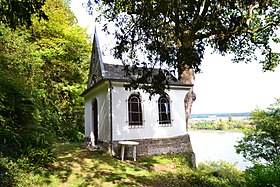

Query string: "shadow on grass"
[41, 143, 174, 186]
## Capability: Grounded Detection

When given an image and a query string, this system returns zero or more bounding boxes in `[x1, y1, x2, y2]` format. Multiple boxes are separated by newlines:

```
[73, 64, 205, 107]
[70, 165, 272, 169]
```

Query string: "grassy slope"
[23, 143, 245, 187]
[31, 143, 192, 187]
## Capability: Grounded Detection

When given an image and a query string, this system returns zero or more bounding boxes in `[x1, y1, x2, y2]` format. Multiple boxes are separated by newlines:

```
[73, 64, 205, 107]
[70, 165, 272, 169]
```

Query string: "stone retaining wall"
[85, 134, 196, 166]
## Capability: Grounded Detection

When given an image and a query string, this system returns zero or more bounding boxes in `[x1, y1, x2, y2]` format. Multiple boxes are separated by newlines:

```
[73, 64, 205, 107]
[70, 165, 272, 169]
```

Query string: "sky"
[71, 0, 280, 114]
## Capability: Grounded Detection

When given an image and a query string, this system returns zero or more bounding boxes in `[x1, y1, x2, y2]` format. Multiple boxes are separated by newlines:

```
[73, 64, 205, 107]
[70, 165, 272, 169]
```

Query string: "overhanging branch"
[246, 3, 259, 26]
[248, 22, 280, 34]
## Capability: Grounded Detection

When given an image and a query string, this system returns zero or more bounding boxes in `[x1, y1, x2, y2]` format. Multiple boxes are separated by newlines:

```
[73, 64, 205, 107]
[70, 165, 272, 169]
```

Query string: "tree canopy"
[0, 0, 47, 28]
[0, 0, 91, 166]
[90, 0, 280, 94]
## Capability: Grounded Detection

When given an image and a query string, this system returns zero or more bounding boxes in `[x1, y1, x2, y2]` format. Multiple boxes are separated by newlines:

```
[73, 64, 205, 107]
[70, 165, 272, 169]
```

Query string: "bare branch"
[194, 31, 215, 40]
[200, 0, 211, 17]
[246, 3, 259, 26]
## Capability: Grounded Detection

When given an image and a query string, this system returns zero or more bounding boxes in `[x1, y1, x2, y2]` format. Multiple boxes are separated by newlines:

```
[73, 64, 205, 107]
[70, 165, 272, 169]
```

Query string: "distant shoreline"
[189, 113, 253, 131]
[188, 129, 245, 132]
[190, 112, 251, 120]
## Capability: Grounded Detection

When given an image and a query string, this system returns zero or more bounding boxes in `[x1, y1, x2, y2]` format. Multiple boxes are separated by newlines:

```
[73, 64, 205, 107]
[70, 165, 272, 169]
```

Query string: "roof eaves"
[81, 77, 194, 97]
[81, 79, 107, 97]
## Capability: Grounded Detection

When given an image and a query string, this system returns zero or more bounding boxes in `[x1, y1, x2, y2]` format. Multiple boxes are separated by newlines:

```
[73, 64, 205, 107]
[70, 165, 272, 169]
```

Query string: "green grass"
[41, 143, 154, 186]
[7, 143, 246, 187]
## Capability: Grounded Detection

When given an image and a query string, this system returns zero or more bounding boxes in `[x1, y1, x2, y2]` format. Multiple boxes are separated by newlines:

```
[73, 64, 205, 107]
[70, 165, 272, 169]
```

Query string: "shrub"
[0, 156, 16, 187]
[236, 99, 280, 187]
[162, 161, 246, 187]
[235, 99, 280, 165]
[244, 163, 280, 187]
[193, 161, 246, 187]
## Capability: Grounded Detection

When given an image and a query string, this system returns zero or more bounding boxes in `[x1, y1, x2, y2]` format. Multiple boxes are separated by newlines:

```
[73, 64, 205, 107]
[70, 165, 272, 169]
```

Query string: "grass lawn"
[30, 143, 193, 187]
[17, 143, 245, 187]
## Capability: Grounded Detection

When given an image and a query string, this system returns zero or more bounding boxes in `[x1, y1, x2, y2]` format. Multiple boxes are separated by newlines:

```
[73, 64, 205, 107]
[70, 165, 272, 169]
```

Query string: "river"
[188, 130, 252, 170]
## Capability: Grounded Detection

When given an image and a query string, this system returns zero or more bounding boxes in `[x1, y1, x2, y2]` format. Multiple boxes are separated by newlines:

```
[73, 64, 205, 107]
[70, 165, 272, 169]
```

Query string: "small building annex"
[82, 30, 195, 159]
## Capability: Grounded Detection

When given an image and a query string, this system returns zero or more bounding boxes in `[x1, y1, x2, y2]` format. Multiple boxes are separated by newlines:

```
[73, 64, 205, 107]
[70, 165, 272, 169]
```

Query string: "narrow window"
[158, 96, 171, 125]
[128, 94, 143, 127]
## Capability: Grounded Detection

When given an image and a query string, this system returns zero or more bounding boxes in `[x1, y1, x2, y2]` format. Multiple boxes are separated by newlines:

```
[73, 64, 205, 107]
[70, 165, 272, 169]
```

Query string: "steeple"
[87, 28, 105, 88]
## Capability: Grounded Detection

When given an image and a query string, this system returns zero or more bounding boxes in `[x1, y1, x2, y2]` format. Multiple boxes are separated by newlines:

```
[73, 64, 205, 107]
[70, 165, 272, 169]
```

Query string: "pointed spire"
[87, 27, 106, 88]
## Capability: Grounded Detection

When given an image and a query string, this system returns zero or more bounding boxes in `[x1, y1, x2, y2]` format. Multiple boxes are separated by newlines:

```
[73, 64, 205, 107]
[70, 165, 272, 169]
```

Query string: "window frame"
[127, 93, 143, 128]
[158, 95, 172, 126]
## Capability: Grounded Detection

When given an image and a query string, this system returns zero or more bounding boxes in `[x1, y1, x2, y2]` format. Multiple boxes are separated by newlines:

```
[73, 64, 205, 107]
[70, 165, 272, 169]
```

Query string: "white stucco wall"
[84, 82, 110, 145]
[84, 98, 92, 138]
[111, 82, 190, 141]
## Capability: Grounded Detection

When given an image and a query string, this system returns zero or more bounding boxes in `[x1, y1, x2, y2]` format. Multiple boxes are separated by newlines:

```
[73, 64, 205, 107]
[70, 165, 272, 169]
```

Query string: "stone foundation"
[85, 134, 196, 166]
[84, 137, 91, 146]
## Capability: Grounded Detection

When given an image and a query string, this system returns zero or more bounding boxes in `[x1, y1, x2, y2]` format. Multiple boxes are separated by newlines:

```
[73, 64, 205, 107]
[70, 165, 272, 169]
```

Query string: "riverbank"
[189, 117, 253, 131]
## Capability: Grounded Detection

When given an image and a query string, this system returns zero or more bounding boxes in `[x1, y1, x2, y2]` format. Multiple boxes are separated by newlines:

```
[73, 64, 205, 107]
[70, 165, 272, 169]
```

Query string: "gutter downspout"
[108, 80, 114, 156]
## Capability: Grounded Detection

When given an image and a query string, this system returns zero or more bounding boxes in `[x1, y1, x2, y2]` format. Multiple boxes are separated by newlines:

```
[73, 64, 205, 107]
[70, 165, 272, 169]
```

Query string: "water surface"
[189, 130, 252, 170]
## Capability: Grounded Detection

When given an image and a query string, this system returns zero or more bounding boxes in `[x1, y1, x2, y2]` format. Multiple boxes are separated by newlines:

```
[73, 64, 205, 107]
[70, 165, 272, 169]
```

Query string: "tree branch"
[248, 22, 280, 34]
[246, 3, 259, 26]
[200, 0, 211, 17]
[194, 30, 215, 40]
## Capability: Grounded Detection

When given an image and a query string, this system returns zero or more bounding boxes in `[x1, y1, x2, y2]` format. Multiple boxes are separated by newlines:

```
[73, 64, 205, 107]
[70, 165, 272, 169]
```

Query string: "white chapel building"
[82, 31, 195, 161]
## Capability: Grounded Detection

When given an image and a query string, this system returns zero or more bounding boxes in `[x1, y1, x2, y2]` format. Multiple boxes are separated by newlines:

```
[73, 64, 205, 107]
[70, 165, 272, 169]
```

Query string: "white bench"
[118, 141, 139, 161]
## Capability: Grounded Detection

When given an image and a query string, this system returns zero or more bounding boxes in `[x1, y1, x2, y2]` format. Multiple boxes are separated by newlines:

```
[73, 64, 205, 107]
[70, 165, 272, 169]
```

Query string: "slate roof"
[82, 30, 193, 97]
[103, 63, 128, 80]
[103, 63, 189, 85]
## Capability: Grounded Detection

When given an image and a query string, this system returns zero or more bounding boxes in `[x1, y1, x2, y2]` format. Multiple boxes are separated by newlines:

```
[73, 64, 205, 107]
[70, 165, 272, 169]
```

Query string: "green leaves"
[92, 0, 280, 94]
[0, 0, 48, 29]
[235, 99, 280, 165]
[235, 100, 280, 186]
[0, 0, 91, 169]
[26, 0, 91, 141]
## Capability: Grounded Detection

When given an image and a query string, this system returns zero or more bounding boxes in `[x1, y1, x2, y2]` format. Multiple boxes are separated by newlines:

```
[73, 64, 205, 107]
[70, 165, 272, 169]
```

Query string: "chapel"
[82, 30, 195, 161]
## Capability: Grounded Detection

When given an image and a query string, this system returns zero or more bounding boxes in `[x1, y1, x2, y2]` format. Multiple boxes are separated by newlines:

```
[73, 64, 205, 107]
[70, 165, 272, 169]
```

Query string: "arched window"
[128, 94, 143, 127]
[158, 96, 171, 125]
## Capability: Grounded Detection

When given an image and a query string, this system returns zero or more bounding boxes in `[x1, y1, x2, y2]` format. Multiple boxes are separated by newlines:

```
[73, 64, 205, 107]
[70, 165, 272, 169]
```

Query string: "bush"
[235, 99, 280, 165]
[0, 155, 46, 187]
[0, 156, 16, 187]
[192, 161, 246, 187]
[236, 99, 280, 187]
[155, 161, 245, 186]
[244, 163, 280, 187]
[215, 120, 229, 130]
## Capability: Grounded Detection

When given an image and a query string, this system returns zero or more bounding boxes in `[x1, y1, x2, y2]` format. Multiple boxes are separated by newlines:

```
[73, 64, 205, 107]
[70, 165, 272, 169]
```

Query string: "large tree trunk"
[184, 87, 196, 129]
[179, 64, 197, 167]
[180, 65, 196, 130]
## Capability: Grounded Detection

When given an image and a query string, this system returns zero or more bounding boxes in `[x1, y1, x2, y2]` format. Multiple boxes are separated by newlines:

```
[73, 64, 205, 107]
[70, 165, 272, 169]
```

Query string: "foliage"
[0, 0, 47, 29]
[89, 0, 280, 94]
[0, 156, 16, 187]
[2, 143, 245, 187]
[235, 99, 280, 165]
[1, 0, 91, 144]
[0, 155, 48, 187]
[30, 0, 91, 141]
[192, 161, 245, 187]
[235, 99, 280, 187]
[0, 0, 91, 185]
[0, 26, 55, 163]
[152, 160, 246, 187]
[244, 163, 280, 187]
[189, 118, 251, 131]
